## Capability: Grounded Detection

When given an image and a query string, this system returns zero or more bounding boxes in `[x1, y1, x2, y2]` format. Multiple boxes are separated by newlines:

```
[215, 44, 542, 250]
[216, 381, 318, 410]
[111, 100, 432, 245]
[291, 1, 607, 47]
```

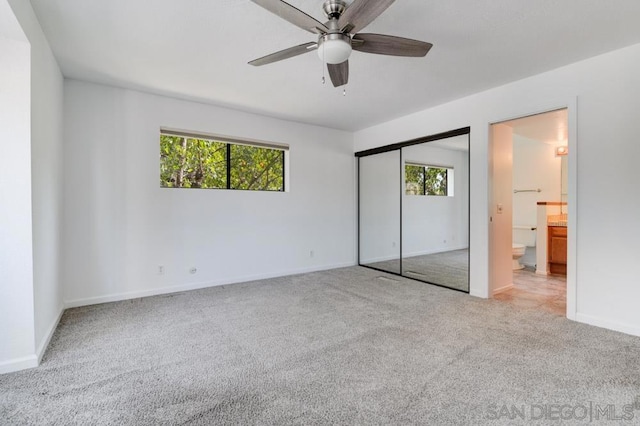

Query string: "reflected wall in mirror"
[401, 135, 469, 291]
[359, 150, 401, 274]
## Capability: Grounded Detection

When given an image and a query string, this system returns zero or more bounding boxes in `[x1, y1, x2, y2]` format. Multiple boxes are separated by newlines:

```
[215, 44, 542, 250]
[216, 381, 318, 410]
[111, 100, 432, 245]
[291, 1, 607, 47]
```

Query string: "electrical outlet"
[310, 250, 314, 258]
[497, 203, 504, 214]
[392, 241, 396, 247]
[158, 265, 164, 275]
[189, 267, 197, 274]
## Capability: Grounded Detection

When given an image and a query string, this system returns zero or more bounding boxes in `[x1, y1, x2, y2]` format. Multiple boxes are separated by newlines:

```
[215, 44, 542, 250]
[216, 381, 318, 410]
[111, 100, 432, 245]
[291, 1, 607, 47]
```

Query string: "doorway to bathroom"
[489, 107, 572, 317]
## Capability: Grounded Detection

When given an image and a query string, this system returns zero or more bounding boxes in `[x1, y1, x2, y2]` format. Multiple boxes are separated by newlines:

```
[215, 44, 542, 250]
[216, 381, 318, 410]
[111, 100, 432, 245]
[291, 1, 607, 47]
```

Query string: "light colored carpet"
[402, 249, 469, 291]
[366, 249, 469, 291]
[1, 266, 640, 425]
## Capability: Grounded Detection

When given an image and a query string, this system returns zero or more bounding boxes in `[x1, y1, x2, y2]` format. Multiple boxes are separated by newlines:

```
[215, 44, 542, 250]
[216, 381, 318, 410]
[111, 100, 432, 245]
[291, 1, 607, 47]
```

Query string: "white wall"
[8, 0, 65, 363]
[0, 1, 35, 373]
[512, 135, 561, 228]
[63, 80, 355, 306]
[402, 144, 469, 257]
[354, 42, 640, 336]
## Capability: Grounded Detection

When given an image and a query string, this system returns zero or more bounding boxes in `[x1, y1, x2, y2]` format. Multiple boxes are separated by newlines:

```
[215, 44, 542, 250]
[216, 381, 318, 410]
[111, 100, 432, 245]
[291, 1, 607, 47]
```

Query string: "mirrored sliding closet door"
[357, 128, 470, 293]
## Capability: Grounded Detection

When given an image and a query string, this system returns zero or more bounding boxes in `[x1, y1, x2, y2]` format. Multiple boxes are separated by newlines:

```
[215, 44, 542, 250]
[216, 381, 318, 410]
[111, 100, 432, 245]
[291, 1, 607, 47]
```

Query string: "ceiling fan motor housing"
[318, 1, 351, 64]
[323, 0, 347, 19]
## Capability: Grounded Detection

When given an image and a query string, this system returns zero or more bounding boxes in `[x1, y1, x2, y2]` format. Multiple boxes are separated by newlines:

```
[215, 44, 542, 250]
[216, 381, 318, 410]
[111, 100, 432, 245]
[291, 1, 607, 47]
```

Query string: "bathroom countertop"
[537, 201, 567, 206]
[547, 214, 567, 227]
[547, 221, 567, 227]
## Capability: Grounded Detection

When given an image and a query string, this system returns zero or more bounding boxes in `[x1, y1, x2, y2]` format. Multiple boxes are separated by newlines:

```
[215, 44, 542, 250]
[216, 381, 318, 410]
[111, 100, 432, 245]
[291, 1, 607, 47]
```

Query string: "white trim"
[487, 97, 578, 322]
[36, 306, 64, 363]
[487, 101, 571, 127]
[493, 283, 514, 295]
[160, 127, 289, 151]
[576, 313, 640, 338]
[535, 268, 548, 276]
[405, 161, 454, 169]
[359, 254, 402, 264]
[565, 97, 578, 321]
[402, 245, 468, 259]
[469, 289, 486, 299]
[362, 246, 468, 265]
[64, 262, 356, 308]
[0, 355, 38, 375]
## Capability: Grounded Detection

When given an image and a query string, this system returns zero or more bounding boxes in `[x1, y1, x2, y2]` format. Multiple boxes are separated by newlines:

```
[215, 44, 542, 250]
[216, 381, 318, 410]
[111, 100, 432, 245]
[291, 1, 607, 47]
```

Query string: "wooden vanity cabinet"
[548, 226, 567, 275]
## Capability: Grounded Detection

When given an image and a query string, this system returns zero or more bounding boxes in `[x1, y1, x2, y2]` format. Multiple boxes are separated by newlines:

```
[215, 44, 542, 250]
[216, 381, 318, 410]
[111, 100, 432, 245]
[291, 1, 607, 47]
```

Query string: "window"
[405, 163, 452, 196]
[160, 129, 286, 191]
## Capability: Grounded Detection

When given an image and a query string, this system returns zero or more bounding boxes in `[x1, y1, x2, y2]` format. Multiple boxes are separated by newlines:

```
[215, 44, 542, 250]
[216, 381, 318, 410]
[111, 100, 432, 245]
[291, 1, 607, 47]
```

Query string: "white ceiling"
[425, 135, 469, 152]
[503, 109, 568, 145]
[29, 0, 640, 131]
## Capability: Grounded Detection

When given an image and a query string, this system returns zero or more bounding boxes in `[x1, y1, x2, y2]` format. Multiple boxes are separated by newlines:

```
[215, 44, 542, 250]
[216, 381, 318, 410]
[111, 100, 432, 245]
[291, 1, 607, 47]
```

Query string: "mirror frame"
[356, 127, 471, 293]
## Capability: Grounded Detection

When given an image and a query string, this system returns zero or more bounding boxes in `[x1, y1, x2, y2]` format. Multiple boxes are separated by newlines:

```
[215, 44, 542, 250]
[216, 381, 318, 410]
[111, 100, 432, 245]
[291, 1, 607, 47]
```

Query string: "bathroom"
[511, 129, 565, 272]
[492, 108, 568, 315]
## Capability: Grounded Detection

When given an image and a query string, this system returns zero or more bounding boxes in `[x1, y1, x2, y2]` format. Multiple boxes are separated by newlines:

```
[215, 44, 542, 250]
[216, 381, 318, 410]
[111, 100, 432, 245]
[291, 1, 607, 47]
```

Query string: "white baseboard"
[36, 306, 64, 363]
[575, 313, 640, 337]
[0, 355, 38, 375]
[360, 254, 401, 264]
[492, 283, 514, 295]
[65, 261, 357, 309]
[470, 289, 489, 298]
[0, 307, 65, 375]
[361, 246, 468, 265]
[402, 246, 468, 259]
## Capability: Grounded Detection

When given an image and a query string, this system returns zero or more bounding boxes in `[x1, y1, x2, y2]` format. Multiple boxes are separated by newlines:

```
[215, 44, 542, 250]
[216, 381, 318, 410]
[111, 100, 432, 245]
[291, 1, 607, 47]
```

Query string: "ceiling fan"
[248, 0, 433, 87]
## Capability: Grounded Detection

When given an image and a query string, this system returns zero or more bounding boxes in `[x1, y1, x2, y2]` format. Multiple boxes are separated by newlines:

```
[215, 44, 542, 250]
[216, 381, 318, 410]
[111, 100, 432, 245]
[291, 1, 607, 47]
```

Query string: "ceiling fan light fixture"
[317, 33, 352, 64]
[249, 0, 432, 87]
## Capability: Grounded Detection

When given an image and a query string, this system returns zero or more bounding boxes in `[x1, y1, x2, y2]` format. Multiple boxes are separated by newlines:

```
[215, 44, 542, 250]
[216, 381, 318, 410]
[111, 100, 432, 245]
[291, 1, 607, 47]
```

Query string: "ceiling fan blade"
[338, 0, 395, 34]
[352, 33, 433, 57]
[249, 42, 318, 66]
[327, 61, 349, 87]
[251, 0, 328, 34]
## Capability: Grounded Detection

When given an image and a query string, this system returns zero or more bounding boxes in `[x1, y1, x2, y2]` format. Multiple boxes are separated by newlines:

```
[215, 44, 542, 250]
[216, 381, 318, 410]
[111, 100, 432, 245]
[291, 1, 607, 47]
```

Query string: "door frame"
[488, 98, 577, 320]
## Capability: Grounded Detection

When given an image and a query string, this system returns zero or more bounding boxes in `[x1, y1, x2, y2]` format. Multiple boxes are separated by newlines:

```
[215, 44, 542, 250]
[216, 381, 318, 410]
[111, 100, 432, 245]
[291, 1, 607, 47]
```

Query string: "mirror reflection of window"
[405, 163, 453, 196]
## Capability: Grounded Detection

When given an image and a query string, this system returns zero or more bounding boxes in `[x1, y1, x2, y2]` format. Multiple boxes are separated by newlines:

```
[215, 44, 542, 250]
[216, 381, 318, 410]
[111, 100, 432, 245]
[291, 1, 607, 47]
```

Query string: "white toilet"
[512, 243, 526, 270]
[512, 226, 536, 270]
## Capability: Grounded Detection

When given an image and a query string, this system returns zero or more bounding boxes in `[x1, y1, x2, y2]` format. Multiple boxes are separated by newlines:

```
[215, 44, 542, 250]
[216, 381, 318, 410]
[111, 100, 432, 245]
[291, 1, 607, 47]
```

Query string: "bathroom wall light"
[555, 146, 568, 156]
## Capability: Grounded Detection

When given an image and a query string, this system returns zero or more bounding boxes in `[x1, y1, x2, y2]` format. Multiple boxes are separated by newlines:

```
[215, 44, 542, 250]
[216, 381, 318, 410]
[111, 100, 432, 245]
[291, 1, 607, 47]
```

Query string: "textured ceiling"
[29, 0, 640, 131]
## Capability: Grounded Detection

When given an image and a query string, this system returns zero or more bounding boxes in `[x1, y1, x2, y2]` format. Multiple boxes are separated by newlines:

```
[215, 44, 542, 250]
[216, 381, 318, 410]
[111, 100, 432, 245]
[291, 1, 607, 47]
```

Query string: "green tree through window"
[231, 144, 284, 191]
[160, 133, 285, 191]
[405, 164, 425, 195]
[405, 164, 450, 196]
